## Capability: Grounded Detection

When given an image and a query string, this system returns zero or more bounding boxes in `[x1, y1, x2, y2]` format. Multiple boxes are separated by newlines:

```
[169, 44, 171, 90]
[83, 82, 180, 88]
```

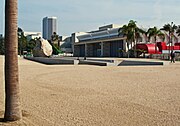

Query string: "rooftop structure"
[99, 24, 121, 30]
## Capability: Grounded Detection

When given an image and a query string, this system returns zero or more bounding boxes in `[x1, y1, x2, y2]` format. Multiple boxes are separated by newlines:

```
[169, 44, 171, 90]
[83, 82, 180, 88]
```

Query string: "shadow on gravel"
[0, 111, 5, 122]
[0, 110, 30, 123]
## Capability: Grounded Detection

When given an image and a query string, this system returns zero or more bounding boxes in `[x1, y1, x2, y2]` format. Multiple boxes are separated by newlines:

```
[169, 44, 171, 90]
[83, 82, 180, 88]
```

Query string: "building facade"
[72, 24, 126, 57]
[42, 17, 57, 40]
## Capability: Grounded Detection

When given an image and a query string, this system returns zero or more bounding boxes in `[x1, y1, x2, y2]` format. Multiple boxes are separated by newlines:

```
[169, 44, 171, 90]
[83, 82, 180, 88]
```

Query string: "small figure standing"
[170, 51, 175, 63]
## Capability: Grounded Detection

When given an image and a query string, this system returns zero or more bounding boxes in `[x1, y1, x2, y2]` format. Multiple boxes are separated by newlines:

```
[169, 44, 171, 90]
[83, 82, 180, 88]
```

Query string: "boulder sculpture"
[33, 38, 53, 57]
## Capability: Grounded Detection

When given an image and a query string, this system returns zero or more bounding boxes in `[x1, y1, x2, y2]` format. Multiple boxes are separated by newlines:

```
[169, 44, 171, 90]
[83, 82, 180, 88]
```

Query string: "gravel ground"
[0, 56, 180, 126]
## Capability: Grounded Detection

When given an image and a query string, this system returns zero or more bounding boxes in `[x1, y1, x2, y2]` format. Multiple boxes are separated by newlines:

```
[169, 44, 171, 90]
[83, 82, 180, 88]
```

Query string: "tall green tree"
[18, 27, 28, 55]
[18, 37, 27, 56]
[119, 20, 145, 57]
[128, 20, 146, 57]
[27, 39, 36, 52]
[119, 24, 134, 57]
[124, 20, 145, 57]
[162, 23, 177, 43]
[128, 20, 137, 48]
[4, 0, 22, 121]
[146, 27, 164, 53]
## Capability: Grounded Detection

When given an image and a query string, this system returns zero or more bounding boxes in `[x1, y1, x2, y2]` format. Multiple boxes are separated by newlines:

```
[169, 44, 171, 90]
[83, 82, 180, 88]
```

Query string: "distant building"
[42, 17, 57, 40]
[72, 24, 126, 57]
[24, 32, 42, 41]
[59, 36, 72, 53]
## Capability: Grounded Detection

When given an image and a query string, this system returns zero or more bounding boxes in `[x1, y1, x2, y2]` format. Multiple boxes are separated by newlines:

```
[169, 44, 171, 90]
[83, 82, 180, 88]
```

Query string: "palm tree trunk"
[4, 0, 22, 121]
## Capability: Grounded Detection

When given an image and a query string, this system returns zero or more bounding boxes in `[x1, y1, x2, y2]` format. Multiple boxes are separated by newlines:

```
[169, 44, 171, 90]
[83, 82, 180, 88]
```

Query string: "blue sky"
[0, 0, 180, 36]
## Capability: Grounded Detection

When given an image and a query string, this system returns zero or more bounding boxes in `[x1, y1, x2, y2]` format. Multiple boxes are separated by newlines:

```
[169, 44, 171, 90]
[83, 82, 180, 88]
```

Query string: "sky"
[0, 0, 180, 36]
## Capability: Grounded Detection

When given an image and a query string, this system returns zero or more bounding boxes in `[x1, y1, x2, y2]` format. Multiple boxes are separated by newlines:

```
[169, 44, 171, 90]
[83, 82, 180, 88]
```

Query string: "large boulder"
[33, 38, 53, 57]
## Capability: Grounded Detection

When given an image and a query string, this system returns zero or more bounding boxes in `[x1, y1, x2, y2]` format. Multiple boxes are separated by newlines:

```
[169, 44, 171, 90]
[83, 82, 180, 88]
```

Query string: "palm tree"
[161, 22, 177, 55]
[128, 20, 137, 48]
[162, 23, 177, 43]
[176, 25, 180, 37]
[51, 32, 59, 43]
[4, 0, 22, 121]
[118, 24, 133, 57]
[127, 20, 145, 57]
[146, 27, 164, 53]
[119, 20, 145, 57]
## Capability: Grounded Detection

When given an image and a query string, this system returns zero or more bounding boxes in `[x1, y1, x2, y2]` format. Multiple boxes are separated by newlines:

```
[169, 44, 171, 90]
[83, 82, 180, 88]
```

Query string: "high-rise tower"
[42, 17, 57, 40]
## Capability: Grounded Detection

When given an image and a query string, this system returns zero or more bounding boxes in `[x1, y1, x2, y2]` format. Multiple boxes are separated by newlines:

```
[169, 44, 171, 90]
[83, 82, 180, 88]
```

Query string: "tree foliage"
[161, 23, 177, 44]
[161, 23, 177, 33]
[18, 32, 27, 55]
[146, 27, 164, 43]
[27, 39, 36, 52]
[17, 27, 37, 54]
[51, 32, 59, 43]
[176, 25, 180, 36]
[118, 20, 145, 57]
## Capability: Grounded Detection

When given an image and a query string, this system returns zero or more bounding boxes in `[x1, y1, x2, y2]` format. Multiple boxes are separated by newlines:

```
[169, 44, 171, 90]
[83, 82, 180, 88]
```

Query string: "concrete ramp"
[79, 60, 107, 66]
[24, 57, 74, 65]
[118, 60, 163, 66]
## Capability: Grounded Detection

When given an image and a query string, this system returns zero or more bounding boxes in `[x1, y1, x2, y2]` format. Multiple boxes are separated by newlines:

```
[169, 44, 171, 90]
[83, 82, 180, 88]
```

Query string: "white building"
[42, 17, 58, 40]
[24, 32, 42, 41]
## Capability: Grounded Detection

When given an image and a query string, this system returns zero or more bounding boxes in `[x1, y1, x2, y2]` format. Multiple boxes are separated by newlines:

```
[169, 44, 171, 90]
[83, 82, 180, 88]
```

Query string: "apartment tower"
[42, 17, 57, 40]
